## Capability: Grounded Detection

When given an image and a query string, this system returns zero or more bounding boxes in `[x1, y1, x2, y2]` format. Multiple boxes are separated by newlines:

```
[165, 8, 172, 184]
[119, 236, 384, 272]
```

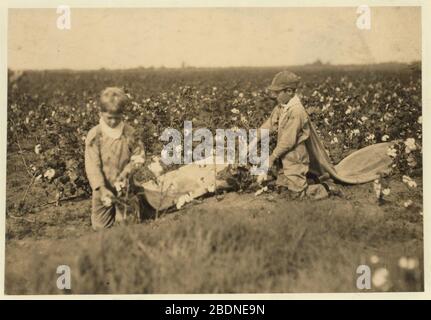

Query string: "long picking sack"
[140, 156, 230, 211]
[306, 121, 394, 184]
[140, 121, 394, 210]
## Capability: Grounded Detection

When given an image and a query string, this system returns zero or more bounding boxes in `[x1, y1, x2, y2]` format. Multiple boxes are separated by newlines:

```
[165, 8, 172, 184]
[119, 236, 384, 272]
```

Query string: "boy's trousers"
[275, 141, 310, 193]
[91, 188, 118, 230]
[91, 187, 154, 230]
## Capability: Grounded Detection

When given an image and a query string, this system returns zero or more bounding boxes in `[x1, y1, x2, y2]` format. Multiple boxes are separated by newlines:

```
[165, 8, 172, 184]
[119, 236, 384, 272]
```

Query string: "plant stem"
[20, 173, 36, 212]
[10, 119, 33, 178]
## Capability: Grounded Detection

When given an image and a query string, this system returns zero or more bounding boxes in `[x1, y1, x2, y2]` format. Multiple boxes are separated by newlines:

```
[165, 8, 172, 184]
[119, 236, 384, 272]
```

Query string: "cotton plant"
[373, 177, 391, 204]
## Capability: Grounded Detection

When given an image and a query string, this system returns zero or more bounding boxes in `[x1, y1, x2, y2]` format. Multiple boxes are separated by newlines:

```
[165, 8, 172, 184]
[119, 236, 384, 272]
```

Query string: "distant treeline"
[8, 61, 421, 75]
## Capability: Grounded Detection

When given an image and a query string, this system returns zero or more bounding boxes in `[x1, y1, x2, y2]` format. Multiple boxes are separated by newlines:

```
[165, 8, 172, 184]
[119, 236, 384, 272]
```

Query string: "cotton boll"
[382, 188, 391, 196]
[402, 175, 417, 188]
[34, 144, 42, 154]
[176, 195, 186, 209]
[101, 196, 112, 207]
[254, 186, 268, 196]
[398, 257, 408, 269]
[43, 168, 56, 181]
[404, 138, 417, 152]
[406, 258, 418, 270]
[114, 180, 126, 193]
[256, 173, 268, 185]
[404, 200, 413, 208]
[148, 160, 164, 177]
[386, 146, 397, 158]
[372, 268, 389, 289]
[370, 255, 379, 264]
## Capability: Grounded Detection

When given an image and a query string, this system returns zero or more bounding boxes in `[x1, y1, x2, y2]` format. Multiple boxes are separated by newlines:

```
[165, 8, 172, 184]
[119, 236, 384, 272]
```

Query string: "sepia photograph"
[4, 4, 423, 295]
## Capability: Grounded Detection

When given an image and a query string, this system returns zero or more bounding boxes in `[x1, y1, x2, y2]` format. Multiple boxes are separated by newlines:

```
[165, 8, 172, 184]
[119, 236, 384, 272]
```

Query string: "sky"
[8, 6, 421, 70]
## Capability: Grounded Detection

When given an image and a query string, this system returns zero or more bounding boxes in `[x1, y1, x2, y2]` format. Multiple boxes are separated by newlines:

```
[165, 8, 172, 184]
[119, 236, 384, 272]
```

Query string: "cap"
[267, 71, 301, 91]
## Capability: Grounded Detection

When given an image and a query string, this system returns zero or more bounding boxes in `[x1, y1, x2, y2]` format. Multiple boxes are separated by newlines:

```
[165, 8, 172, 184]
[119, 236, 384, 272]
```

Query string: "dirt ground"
[5, 151, 424, 294]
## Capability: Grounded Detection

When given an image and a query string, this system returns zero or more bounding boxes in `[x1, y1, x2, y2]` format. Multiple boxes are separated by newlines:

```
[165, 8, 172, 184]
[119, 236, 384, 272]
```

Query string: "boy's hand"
[114, 179, 127, 193]
[99, 186, 114, 207]
[256, 173, 269, 185]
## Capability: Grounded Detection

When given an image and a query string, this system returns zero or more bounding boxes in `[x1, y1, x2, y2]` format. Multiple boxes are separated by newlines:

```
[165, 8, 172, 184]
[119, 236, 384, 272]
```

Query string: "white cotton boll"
[382, 188, 391, 196]
[148, 160, 164, 177]
[352, 129, 360, 136]
[43, 168, 56, 180]
[386, 147, 397, 158]
[406, 258, 418, 270]
[365, 133, 375, 141]
[256, 173, 268, 185]
[404, 138, 417, 152]
[254, 186, 268, 197]
[372, 268, 389, 289]
[230, 108, 240, 114]
[404, 200, 413, 208]
[398, 257, 409, 269]
[373, 180, 382, 198]
[101, 196, 112, 207]
[34, 144, 42, 154]
[402, 175, 417, 188]
[370, 255, 380, 264]
[176, 195, 186, 210]
[408, 181, 417, 188]
[184, 194, 192, 203]
[382, 135, 389, 142]
[207, 184, 216, 193]
[114, 180, 126, 192]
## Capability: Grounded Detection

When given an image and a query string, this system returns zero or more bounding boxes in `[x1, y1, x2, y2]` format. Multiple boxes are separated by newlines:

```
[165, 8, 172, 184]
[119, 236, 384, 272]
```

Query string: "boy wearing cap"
[85, 87, 146, 230]
[256, 71, 311, 197]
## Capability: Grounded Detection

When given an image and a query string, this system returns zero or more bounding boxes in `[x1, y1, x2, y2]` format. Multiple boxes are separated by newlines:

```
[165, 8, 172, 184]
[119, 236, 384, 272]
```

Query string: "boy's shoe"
[305, 184, 329, 200]
[276, 185, 305, 200]
[321, 179, 344, 197]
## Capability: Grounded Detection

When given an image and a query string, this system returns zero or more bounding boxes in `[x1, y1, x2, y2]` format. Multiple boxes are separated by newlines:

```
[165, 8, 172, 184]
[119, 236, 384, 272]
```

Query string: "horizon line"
[8, 60, 422, 72]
